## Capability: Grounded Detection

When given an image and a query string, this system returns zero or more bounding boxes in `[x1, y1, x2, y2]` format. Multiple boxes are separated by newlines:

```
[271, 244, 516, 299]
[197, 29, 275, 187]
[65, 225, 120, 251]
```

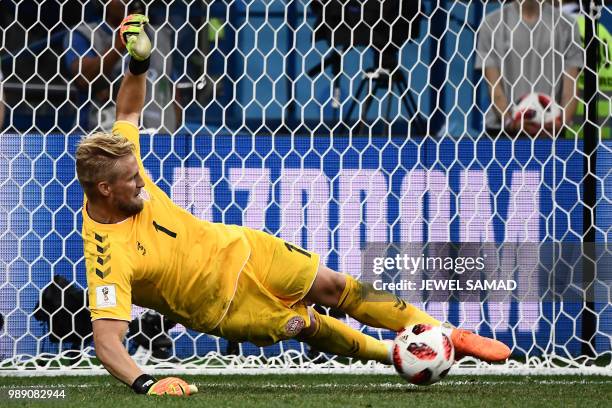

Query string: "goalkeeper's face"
[107, 154, 145, 217]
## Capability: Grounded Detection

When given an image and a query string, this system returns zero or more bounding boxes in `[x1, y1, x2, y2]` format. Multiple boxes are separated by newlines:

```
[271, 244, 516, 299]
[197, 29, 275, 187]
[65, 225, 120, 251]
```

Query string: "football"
[392, 324, 455, 385]
[512, 92, 561, 126]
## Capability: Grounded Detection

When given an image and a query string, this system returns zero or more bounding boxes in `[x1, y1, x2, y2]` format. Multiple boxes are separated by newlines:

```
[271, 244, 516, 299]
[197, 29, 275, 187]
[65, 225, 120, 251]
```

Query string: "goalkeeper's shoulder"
[112, 120, 140, 144]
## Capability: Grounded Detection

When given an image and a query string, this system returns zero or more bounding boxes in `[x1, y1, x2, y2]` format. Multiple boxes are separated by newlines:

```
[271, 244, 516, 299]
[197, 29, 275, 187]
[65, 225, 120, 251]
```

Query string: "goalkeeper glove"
[119, 14, 152, 61]
[132, 374, 198, 396]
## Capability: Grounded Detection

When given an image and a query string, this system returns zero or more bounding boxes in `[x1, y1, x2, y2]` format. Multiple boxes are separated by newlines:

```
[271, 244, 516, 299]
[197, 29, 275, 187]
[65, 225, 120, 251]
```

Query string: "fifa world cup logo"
[102, 287, 109, 302]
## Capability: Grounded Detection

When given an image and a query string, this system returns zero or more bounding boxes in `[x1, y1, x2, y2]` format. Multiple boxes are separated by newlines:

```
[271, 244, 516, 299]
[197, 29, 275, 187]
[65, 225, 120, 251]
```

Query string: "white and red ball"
[512, 93, 561, 125]
[392, 324, 454, 385]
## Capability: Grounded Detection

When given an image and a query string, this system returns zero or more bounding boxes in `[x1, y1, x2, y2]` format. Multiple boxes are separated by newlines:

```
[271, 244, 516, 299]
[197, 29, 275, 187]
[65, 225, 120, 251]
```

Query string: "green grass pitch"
[0, 374, 610, 407]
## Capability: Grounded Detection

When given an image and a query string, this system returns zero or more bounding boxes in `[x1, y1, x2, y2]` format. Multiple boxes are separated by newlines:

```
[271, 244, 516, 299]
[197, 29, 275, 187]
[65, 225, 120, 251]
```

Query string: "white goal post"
[0, 0, 610, 376]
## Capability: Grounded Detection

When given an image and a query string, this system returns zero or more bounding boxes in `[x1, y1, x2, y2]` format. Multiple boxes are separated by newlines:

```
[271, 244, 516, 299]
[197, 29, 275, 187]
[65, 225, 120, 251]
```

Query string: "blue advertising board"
[0, 134, 609, 359]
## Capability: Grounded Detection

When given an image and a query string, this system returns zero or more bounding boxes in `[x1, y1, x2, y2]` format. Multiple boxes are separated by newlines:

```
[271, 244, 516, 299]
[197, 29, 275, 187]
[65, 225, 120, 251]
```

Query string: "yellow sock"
[300, 308, 390, 364]
[337, 274, 441, 331]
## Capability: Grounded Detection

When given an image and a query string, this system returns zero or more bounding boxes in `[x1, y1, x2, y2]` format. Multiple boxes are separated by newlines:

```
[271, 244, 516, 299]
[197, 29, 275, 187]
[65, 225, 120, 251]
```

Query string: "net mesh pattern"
[0, 0, 610, 375]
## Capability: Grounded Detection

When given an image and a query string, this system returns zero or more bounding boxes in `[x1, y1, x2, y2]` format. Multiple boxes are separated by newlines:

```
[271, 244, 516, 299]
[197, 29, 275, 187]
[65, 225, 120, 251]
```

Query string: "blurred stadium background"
[0, 0, 610, 377]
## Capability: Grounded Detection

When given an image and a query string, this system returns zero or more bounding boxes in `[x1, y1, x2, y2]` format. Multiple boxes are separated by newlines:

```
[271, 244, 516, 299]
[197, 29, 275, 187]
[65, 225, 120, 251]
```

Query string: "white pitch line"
[1, 379, 610, 390]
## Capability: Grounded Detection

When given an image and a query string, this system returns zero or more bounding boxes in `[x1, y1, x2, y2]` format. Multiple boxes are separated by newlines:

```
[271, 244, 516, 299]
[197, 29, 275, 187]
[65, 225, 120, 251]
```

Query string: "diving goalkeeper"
[77, 15, 511, 397]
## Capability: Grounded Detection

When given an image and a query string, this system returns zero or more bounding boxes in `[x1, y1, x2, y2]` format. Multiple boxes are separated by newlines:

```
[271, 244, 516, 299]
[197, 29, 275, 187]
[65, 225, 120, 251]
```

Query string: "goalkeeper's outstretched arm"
[93, 319, 142, 385]
[116, 14, 151, 127]
[93, 318, 198, 396]
[116, 70, 146, 126]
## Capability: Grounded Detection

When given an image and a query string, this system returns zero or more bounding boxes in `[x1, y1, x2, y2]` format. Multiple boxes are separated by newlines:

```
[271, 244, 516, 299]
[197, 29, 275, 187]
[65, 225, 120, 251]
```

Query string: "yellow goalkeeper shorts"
[209, 228, 320, 346]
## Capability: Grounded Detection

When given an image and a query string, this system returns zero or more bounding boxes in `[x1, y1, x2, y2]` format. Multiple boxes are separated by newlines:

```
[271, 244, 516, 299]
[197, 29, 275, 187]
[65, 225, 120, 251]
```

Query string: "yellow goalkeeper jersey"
[82, 121, 251, 332]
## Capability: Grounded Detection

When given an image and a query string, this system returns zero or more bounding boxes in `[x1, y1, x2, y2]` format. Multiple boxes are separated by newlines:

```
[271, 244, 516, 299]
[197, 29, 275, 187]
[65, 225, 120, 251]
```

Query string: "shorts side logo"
[284, 316, 305, 337]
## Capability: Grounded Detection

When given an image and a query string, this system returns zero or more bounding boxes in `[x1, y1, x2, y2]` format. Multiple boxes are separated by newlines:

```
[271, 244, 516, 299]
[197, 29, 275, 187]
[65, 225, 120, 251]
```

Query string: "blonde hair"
[75, 132, 135, 200]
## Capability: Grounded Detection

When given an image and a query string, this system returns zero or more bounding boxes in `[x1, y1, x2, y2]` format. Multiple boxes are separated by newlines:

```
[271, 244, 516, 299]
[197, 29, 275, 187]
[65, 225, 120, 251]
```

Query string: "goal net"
[0, 0, 610, 376]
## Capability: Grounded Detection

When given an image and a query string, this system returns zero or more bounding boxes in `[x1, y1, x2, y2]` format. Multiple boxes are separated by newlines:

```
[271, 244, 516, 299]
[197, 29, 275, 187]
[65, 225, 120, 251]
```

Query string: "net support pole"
[581, 0, 600, 359]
